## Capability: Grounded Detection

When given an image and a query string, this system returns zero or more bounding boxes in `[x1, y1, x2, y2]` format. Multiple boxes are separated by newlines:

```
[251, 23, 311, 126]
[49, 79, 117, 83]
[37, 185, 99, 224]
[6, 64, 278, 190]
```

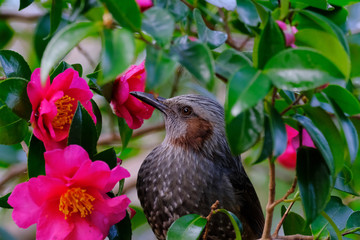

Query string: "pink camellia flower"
[27, 68, 96, 150]
[276, 20, 298, 48]
[8, 145, 131, 240]
[110, 61, 154, 129]
[136, 0, 153, 12]
[277, 125, 316, 169]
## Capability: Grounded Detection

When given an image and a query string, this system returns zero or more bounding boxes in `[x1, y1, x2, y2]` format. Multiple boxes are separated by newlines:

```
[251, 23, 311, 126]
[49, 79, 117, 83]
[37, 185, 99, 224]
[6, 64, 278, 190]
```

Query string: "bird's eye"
[181, 106, 193, 116]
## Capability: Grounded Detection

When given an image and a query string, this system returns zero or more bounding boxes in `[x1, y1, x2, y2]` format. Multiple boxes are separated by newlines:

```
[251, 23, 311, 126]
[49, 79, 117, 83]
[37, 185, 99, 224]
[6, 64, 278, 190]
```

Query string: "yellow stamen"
[59, 188, 95, 220]
[52, 95, 75, 129]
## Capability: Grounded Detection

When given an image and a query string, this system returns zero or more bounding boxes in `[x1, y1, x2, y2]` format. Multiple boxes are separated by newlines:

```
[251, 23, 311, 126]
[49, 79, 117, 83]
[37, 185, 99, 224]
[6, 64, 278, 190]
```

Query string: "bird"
[130, 92, 264, 240]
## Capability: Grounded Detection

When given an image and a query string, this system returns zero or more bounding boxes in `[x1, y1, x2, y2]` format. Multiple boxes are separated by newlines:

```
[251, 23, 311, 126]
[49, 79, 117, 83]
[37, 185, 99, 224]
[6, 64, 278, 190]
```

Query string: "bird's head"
[130, 92, 226, 152]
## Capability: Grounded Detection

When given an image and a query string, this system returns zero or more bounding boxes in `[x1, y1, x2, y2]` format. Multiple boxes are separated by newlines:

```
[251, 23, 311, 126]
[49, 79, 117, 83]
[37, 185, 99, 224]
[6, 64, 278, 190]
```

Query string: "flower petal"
[66, 216, 103, 240]
[104, 166, 130, 193]
[277, 143, 297, 169]
[46, 69, 77, 99]
[27, 68, 50, 110]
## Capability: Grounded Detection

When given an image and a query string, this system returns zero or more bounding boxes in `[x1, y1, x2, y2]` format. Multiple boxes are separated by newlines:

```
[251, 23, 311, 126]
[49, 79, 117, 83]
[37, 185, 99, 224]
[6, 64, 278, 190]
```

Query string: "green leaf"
[226, 102, 264, 155]
[19, 0, 33, 10]
[294, 114, 335, 174]
[92, 148, 117, 169]
[118, 117, 133, 151]
[323, 85, 360, 116]
[267, 103, 287, 157]
[347, 33, 360, 78]
[155, 0, 189, 22]
[303, 106, 344, 174]
[50, 61, 72, 81]
[216, 209, 243, 238]
[0, 78, 32, 120]
[236, 0, 260, 27]
[346, 211, 360, 234]
[0, 104, 28, 145]
[68, 103, 98, 158]
[297, 147, 332, 223]
[0, 50, 31, 80]
[41, 21, 101, 83]
[130, 206, 148, 230]
[253, 116, 273, 164]
[312, 196, 353, 238]
[142, 7, 175, 47]
[166, 214, 207, 240]
[91, 100, 102, 139]
[295, 29, 350, 79]
[193, 8, 227, 49]
[290, 0, 333, 10]
[48, 0, 63, 38]
[215, 49, 252, 80]
[334, 165, 359, 196]
[281, 205, 312, 236]
[100, 0, 141, 31]
[0, 193, 12, 209]
[101, 28, 134, 84]
[170, 41, 214, 85]
[27, 134, 46, 178]
[226, 66, 271, 119]
[326, 97, 359, 164]
[253, 12, 285, 69]
[71, 63, 83, 77]
[264, 48, 343, 91]
[145, 45, 177, 90]
[0, 20, 14, 49]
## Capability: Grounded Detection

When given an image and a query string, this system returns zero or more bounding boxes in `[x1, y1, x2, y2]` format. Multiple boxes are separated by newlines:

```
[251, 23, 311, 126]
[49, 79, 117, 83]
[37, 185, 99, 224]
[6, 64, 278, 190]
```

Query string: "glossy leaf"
[68, 103, 98, 158]
[226, 102, 264, 155]
[170, 41, 214, 85]
[323, 85, 360, 116]
[296, 147, 332, 223]
[0, 20, 14, 49]
[253, 116, 272, 164]
[347, 33, 360, 78]
[130, 206, 148, 230]
[216, 209, 243, 238]
[334, 165, 359, 196]
[312, 196, 353, 238]
[326, 97, 359, 164]
[295, 29, 350, 79]
[0, 50, 31, 80]
[264, 48, 343, 91]
[27, 134, 46, 178]
[253, 12, 285, 69]
[41, 21, 101, 83]
[294, 114, 335, 174]
[346, 211, 360, 234]
[19, 0, 33, 10]
[0, 77, 31, 120]
[166, 214, 207, 240]
[267, 103, 287, 157]
[290, 0, 333, 10]
[48, 0, 63, 38]
[50, 61, 72, 81]
[236, 0, 260, 27]
[155, 0, 189, 22]
[303, 106, 344, 174]
[101, 28, 134, 84]
[281, 205, 312, 236]
[145, 45, 177, 90]
[215, 49, 252, 80]
[91, 100, 102, 139]
[118, 117, 133, 151]
[93, 148, 117, 169]
[142, 7, 175, 47]
[0, 104, 28, 145]
[226, 67, 271, 119]
[100, 0, 141, 31]
[0, 193, 11, 209]
[193, 8, 227, 49]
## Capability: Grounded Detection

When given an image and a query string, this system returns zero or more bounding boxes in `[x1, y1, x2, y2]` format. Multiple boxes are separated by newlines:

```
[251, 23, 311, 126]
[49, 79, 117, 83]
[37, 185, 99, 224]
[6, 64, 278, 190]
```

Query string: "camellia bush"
[0, 0, 360, 239]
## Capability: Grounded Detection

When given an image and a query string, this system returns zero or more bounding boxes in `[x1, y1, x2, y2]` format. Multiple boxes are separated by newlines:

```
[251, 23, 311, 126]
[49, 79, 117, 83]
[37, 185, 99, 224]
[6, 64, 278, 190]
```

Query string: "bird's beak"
[130, 91, 168, 115]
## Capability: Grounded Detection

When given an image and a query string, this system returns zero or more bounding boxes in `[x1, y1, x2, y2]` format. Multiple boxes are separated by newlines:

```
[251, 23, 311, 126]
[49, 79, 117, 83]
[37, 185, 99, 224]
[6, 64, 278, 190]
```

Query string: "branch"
[0, 13, 42, 22]
[262, 157, 276, 239]
[280, 94, 303, 116]
[0, 163, 27, 191]
[271, 177, 297, 208]
[203, 200, 220, 240]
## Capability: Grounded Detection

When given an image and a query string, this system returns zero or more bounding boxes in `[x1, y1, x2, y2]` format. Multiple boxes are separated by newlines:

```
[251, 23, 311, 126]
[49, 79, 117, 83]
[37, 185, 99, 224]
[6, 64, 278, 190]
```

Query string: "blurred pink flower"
[110, 61, 154, 129]
[136, 0, 153, 12]
[276, 20, 298, 48]
[8, 145, 131, 240]
[277, 125, 315, 169]
[27, 68, 96, 150]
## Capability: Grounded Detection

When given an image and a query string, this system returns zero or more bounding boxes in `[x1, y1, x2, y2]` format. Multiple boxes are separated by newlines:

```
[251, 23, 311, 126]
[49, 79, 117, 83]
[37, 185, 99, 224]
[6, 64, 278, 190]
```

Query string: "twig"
[271, 177, 297, 208]
[271, 235, 314, 240]
[203, 200, 220, 240]
[0, 163, 27, 191]
[21, 141, 29, 156]
[180, 0, 195, 10]
[170, 67, 183, 97]
[76, 45, 97, 69]
[238, 36, 251, 51]
[280, 94, 303, 116]
[215, 73, 228, 84]
[218, 9, 239, 50]
[262, 157, 276, 239]
[0, 13, 42, 22]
